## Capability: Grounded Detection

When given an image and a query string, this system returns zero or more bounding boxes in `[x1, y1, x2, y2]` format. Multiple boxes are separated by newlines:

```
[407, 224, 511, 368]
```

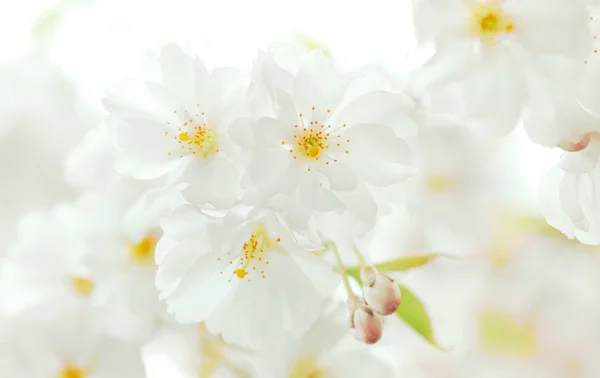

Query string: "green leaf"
[375, 255, 438, 273]
[345, 254, 437, 280]
[395, 282, 445, 350]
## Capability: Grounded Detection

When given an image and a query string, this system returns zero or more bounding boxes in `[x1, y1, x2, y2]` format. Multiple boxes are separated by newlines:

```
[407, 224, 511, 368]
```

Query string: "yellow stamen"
[295, 129, 328, 160]
[232, 225, 277, 281]
[289, 356, 329, 378]
[172, 123, 219, 159]
[426, 175, 456, 193]
[57, 365, 87, 378]
[129, 234, 158, 266]
[468, 2, 515, 45]
[70, 277, 94, 297]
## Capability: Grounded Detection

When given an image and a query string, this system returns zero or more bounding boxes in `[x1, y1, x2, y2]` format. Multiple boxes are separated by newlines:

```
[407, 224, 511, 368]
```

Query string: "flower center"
[70, 277, 94, 297]
[227, 225, 280, 281]
[166, 107, 220, 159]
[57, 365, 87, 378]
[129, 234, 158, 266]
[296, 130, 328, 160]
[289, 357, 330, 378]
[468, 2, 515, 44]
[177, 125, 219, 158]
[426, 175, 456, 193]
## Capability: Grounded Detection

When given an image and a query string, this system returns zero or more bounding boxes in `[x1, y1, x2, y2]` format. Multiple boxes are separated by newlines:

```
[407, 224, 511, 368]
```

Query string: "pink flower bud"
[349, 304, 383, 344]
[558, 133, 591, 152]
[361, 269, 402, 316]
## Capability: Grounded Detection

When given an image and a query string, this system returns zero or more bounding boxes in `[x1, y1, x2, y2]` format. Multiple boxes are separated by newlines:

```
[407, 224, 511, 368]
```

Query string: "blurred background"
[3, 0, 595, 377]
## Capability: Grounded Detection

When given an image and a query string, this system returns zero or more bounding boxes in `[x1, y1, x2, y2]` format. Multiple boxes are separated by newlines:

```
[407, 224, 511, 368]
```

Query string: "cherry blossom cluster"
[2, 0, 600, 377]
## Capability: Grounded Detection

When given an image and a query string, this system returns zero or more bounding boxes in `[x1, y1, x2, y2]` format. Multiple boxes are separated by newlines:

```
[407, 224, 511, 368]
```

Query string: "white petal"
[155, 238, 202, 299]
[321, 161, 358, 191]
[333, 90, 415, 128]
[112, 117, 182, 179]
[249, 147, 295, 190]
[227, 117, 255, 148]
[181, 156, 239, 208]
[165, 255, 230, 323]
[463, 63, 526, 138]
[343, 123, 411, 165]
[509, 0, 590, 59]
[254, 117, 291, 145]
[158, 44, 195, 104]
[159, 206, 209, 242]
[288, 249, 339, 293]
[299, 171, 344, 211]
[342, 123, 412, 186]
[559, 172, 589, 231]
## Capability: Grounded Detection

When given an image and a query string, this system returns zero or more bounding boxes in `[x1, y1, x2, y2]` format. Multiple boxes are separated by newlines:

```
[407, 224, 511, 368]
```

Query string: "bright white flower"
[145, 323, 256, 378]
[155, 205, 339, 348]
[242, 48, 414, 234]
[538, 15, 600, 245]
[73, 188, 181, 343]
[539, 133, 600, 245]
[103, 43, 249, 208]
[0, 311, 145, 378]
[0, 204, 98, 320]
[0, 54, 97, 258]
[65, 123, 124, 192]
[0, 53, 97, 145]
[410, 0, 593, 145]
[256, 303, 394, 378]
[394, 236, 600, 378]
[357, 113, 498, 256]
[0, 185, 181, 342]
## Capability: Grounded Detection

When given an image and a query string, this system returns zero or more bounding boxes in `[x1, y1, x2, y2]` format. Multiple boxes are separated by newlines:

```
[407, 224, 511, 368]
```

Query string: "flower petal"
[299, 171, 344, 212]
[333, 90, 415, 128]
[322, 161, 358, 191]
[249, 147, 295, 191]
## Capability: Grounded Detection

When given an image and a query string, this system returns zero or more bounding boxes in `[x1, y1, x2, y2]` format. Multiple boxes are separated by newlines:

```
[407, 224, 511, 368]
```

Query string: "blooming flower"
[103, 43, 249, 208]
[539, 133, 600, 245]
[243, 47, 414, 235]
[255, 303, 394, 378]
[0, 205, 97, 320]
[155, 205, 339, 348]
[145, 323, 256, 378]
[0, 311, 146, 378]
[410, 0, 593, 146]
[73, 188, 180, 343]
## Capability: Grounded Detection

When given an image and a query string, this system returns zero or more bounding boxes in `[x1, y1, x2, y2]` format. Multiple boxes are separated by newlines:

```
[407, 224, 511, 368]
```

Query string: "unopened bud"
[349, 302, 383, 344]
[558, 133, 591, 152]
[361, 267, 402, 316]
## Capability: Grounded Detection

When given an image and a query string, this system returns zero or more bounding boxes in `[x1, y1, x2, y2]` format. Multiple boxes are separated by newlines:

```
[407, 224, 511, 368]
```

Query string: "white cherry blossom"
[73, 189, 179, 343]
[539, 132, 600, 245]
[0, 204, 97, 320]
[410, 0, 593, 145]
[0, 311, 145, 378]
[145, 323, 257, 378]
[242, 47, 414, 235]
[256, 303, 394, 378]
[155, 205, 339, 348]
[104, 43, 249, 208]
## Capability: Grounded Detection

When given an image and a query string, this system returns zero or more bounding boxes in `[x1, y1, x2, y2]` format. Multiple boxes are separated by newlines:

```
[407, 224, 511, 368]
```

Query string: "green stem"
[325, 241, 359, 303]
[352, 244, 366, 266]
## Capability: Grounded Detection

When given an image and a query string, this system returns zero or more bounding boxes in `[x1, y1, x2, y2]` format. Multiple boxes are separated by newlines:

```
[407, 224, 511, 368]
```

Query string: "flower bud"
[361, 267, 402, 316]
[349, 303, 383, 344]
[558, 133, 591, 152]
